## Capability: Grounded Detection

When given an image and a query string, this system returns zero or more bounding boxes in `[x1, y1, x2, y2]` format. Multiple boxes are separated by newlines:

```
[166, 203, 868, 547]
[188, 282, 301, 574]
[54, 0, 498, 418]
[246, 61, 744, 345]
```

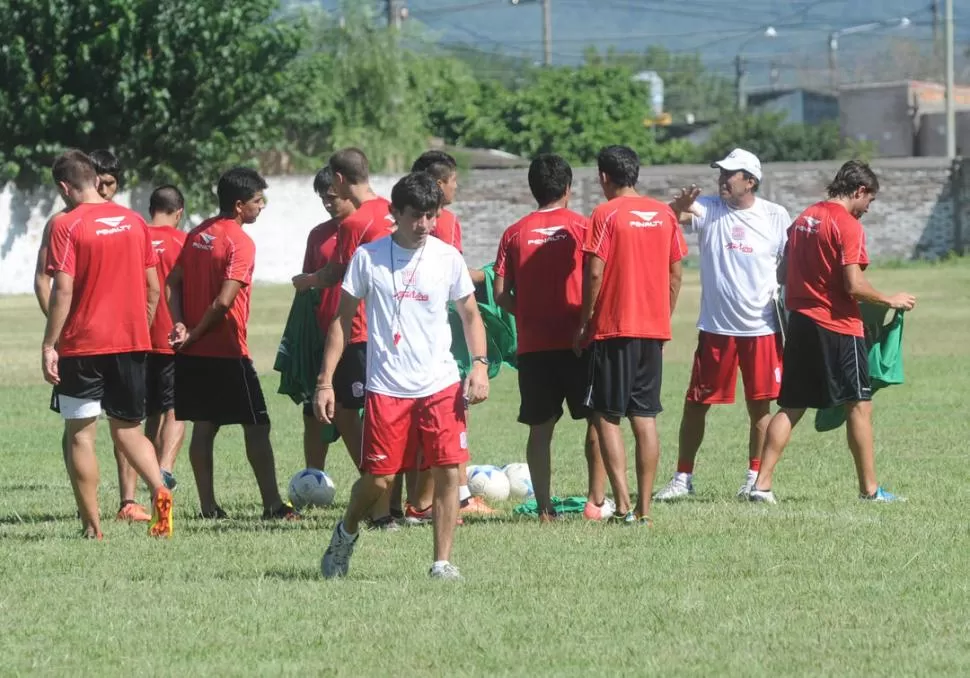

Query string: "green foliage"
[700, 112, 844, 163]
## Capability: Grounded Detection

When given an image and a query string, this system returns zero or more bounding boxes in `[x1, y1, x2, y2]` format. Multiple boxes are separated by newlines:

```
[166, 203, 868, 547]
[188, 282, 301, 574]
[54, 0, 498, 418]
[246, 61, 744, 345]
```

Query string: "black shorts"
[333, 342, 367, 409]
[145, 353, 176, 416]
[517, 350, 591, 425]
[585, 338, 664, 418]
[174, 354, 270, 426]
[778, 311, 871, 410]
[50, 352, 147, 422]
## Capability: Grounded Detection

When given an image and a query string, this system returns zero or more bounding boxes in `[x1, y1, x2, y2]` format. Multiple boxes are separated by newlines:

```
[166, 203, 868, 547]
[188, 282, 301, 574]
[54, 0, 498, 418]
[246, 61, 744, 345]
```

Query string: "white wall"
[0, 175, 402, 296]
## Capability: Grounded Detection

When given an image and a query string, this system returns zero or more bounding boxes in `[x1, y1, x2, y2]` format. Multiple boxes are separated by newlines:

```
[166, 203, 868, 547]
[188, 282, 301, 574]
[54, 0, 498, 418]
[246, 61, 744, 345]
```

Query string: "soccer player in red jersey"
[34, 148, 153, 523]
[41, 149, 173, 539]
[166, 167, 296, 520]
[577, 145, 687, 525]
[145, 185, 187, 491]
[750, 161, 916, 504]
[494, 153, 612, 522]
[316, 172, 489, 581]
[291, 167, 357, 471]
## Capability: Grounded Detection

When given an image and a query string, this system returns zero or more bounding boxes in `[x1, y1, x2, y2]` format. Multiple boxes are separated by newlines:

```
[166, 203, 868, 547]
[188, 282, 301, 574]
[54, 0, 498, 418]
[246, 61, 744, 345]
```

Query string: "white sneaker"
[654, 475, 694, 501]
[749, 488, 777, 504]
[321, 521, 358, 579]
[737, 470, 758, 499]
[429, 561, 462, 581]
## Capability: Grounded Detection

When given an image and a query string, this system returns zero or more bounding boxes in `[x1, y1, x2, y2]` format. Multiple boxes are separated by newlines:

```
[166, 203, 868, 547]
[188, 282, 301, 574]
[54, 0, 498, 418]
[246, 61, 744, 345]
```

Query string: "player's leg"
[586, 339, 634, 517]
[189, 422, 221, 516]
[845, 400, 878, 496]
[147, 354, 182, 490]
[421, 382, 468, 579]
[582, 422, 614, 519]
[113, 448, 146, 521]
[629, 339, 664, 522]
[737, 333, 782, 498]
[302, 402, 329, 470]
[517, 352, 564, 520]
[321, 392, 411, 579]
[63, 416, 101, 537]
[156, 409, 185, 488]
[242, 422, 294, 517]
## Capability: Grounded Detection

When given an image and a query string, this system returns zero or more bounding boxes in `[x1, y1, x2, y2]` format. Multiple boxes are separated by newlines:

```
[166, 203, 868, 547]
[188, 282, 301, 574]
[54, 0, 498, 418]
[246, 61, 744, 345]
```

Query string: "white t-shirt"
[689, 195, 791, 336]
[342, 235, 475, 398]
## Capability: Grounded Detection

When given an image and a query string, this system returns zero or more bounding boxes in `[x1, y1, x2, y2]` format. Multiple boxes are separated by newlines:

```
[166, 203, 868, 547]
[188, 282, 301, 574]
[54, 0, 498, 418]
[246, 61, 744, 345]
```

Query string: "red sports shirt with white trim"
[336, 197, 393, 344]
[431, 208, 463, 253]
[148, 225, 186, 354]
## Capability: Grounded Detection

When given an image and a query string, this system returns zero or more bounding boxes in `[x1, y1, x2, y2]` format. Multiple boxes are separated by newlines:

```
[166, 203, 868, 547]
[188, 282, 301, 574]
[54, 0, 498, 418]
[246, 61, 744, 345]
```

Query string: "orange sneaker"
[117, 501, 151, 523]
[460, 496, 497, 516]
[148, 488, 173, 538]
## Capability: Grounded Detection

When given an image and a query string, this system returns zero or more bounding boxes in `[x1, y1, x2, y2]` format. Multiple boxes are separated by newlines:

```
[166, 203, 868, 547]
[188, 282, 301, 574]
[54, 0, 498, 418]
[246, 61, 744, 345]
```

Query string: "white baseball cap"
[711, 148, 763, 182]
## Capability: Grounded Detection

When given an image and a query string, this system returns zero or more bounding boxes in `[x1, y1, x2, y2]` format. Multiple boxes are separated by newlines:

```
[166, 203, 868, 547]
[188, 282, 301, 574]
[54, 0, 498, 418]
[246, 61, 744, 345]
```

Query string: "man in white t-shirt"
[314, 172, 489, 581]
[656, 148, 791, 501]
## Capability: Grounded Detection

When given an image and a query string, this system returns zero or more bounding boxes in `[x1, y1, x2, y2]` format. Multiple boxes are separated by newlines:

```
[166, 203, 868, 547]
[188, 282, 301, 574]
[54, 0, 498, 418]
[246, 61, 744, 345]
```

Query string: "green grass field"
[2, 264, 969, 676]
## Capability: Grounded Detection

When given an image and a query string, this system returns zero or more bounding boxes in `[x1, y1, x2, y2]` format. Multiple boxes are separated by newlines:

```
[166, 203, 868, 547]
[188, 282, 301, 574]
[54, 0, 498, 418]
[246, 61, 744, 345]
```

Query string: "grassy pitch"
[1, 264, 969, 676]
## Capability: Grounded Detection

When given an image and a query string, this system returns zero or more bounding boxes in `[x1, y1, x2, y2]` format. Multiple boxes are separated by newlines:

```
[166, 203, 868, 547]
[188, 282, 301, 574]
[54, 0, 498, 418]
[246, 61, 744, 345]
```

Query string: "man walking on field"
[316, 172, 489, 580]
[750, 160, 915, 503]
[656, 148, 790, 501]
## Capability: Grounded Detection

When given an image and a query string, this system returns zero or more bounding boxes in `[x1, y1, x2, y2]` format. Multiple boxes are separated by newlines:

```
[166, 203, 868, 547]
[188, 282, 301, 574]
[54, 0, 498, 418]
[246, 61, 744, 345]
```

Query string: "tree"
[699, 112, 843, 163]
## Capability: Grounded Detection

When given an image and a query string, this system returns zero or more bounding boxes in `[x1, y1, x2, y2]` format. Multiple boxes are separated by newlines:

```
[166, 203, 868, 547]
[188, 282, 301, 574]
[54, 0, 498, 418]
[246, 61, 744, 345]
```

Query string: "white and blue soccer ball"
[467, 465, 511, 502]
[502, 463, 534, 501]
[288, 468, 336, 508]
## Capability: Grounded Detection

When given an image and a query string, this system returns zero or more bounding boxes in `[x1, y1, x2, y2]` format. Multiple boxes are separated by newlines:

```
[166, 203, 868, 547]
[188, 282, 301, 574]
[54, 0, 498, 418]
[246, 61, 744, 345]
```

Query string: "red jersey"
[148, 225, 186, 354]
[431, 208, 463, 253]
[177, 217, 256, 358]
[785, 201, 869, 337]
[302, 219, 341, 333]
[45, 202, 157, 357]
[495, 207, 587, 354]
[583, 195, 687, 341]
[336, 197, 393, 344]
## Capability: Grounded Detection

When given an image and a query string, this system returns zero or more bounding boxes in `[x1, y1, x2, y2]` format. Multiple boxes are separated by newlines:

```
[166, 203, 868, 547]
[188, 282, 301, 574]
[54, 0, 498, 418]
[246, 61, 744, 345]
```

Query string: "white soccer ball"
[288, 468, 336, 508]
[467, 465, 510, 502]
[502, 463, 534, 501]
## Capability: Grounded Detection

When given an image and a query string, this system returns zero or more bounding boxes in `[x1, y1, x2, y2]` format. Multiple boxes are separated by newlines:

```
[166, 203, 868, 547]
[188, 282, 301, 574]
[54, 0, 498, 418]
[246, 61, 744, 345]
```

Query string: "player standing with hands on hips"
[315, 172, 490, 581]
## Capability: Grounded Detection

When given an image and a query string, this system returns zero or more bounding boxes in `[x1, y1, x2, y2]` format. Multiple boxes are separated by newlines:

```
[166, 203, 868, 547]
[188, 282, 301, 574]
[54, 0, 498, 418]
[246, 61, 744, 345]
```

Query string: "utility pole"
[828, 32, 839, 92]
[387, 0, 404, 29]
[735, 54, 747, 110]
[542, 0, 552, 66]
[945, 0, 956, 157]
[933, 0, 941, 58]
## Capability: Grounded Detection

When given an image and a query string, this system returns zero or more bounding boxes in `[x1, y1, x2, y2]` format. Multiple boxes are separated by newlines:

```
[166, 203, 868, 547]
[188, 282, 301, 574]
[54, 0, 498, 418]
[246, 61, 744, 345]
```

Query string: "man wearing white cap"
[656, 148, 791, 500]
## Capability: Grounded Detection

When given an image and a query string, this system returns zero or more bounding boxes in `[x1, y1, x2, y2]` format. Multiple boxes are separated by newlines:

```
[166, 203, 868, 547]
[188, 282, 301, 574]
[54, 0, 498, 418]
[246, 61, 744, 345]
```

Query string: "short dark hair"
[313, 166, 334, 196]
[411, 150, 458, 183]
[89, 149, 121, 180]
[329, 147, 369, 185]
[52, 149, 97, 189]
[528, 153, 572, 206]
[597, 145, 639, 188]
[217, 167, 267, 214]
[826, 160, 879, 198]
[390, 172, 443, 214]
[742, 171, 760, 193]
[149, 185, 185, 215]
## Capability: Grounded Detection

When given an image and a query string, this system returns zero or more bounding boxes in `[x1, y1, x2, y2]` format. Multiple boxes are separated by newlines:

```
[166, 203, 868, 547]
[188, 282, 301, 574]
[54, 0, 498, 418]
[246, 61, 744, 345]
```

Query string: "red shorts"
[360, 382, 469, 476]
[685, 331, 782, 404]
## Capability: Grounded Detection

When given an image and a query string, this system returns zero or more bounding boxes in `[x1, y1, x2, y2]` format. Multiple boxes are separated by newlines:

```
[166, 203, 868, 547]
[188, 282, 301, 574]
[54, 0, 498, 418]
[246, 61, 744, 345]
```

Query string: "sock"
[432, 560, 449, 569]
[676, 461, 694, 475]
[749, 458, 761, 473]
[459, 485, 471, 503]
[338, 521, 357, 539]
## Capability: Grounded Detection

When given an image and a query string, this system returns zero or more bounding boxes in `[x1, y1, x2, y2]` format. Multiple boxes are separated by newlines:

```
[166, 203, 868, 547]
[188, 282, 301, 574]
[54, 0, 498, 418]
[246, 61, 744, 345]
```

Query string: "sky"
[309, 0, 970, 88]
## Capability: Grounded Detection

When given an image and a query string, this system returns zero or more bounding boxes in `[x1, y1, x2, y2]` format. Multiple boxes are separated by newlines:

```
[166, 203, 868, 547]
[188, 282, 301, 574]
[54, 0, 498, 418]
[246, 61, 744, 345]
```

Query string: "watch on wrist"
[472, 356, 489, 366]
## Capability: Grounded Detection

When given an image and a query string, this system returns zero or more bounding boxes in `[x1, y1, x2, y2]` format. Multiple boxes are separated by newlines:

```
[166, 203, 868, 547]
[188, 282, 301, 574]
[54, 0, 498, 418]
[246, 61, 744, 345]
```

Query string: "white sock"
[432, 560, 449, 569]
[675, 471, 692, 483]
[459, 485, 471, 502]
[338, 521, 357, 539]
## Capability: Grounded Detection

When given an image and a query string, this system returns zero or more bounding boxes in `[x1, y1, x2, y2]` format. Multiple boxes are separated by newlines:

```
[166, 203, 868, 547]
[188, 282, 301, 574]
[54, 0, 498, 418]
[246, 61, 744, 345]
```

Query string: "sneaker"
[538, 510, 564, 523]
[460, 496, 497, 516]
[612, 510, 638, 524]
[321, 522, 358, 579]
[861, 487, 906, 503]
[262, 501, 301, 521]
[404, 504, 432, 526]
[367, 515, 401, 531]
[199, 506, 229, 520]
[429, 561, 462, 581]
[654, 475, 694, 502]
[161, 469, 178, 491]
[117, 501, 152, 523]
[737, 470, 759, 500]
[148, 488, 173, 538]
[749, 488, 777, 504]
[583, 497, 616, 521]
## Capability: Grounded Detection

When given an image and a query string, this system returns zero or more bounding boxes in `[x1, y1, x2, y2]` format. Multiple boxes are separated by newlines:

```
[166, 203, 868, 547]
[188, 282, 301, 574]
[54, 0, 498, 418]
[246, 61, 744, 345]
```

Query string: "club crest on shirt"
[731, 225, 746, 240]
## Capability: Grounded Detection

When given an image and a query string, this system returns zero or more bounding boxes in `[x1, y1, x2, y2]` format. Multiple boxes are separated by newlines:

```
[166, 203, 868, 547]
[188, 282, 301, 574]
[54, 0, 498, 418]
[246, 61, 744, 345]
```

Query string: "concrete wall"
[0, 157, 960, 295]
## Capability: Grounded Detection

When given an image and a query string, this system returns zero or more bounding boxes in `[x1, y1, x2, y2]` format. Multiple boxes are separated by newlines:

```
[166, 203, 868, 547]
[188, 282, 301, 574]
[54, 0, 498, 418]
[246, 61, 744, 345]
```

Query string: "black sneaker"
[199, 506, 229, 520]
[367, 515, 401, 531]
[262, 501, 301, 521]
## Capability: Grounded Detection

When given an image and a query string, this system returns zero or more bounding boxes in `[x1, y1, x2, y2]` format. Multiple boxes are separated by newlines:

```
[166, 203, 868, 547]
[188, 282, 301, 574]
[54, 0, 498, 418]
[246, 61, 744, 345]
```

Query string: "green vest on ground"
[814, 305, 906, 432]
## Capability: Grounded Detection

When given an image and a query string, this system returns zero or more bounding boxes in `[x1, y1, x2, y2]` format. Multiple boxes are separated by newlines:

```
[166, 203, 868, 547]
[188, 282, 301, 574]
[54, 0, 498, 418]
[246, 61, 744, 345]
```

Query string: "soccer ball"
[467, 465, 510, 502]
[502, 463, 534, 501]
[288, 468, 336, 508]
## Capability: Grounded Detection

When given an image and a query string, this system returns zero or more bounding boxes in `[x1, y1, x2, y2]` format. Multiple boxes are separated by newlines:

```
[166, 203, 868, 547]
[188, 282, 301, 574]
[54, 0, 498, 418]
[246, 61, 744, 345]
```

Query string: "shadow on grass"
[259, 566, 320, 582]
[0, 511, 78, 526]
